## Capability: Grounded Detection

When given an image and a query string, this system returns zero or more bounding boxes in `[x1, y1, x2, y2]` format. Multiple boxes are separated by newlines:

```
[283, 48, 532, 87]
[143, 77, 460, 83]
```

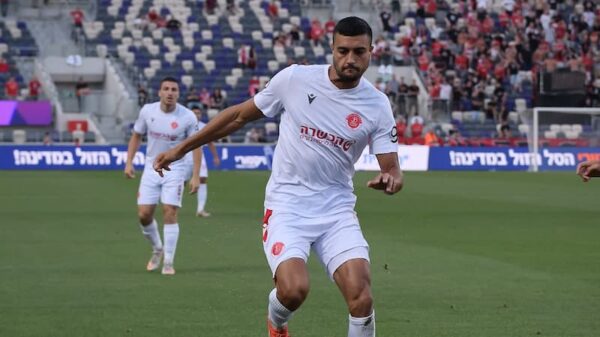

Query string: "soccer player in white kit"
[153, 17, 403, 337]
[124, 77, 201, 276]
[185, 107, 221, 217]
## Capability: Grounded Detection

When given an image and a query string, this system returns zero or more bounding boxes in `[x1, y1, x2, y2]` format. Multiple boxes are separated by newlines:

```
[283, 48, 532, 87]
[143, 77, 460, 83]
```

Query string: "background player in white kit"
[153, 17, 403, 337]
[185, 106, 221, 217]
[124, 77, 201, 276]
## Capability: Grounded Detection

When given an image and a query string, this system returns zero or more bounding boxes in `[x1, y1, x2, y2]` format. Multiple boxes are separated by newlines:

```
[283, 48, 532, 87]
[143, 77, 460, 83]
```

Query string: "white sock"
[268, 288, 294, 329]
[197, 183, 207, 213]
[163, 224, 179, 265]
[348, 311, 375, 337]
[140, 219, 162, 252]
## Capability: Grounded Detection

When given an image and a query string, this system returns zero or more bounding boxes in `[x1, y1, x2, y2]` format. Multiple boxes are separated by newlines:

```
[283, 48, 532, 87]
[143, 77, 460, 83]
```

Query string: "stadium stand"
[1, 0, 599, 146]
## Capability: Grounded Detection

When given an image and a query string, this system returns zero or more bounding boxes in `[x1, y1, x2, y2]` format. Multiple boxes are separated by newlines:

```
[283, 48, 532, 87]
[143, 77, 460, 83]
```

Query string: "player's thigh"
[262, 210, 315, 280]
[313, 212, 370, 280]
[137, 170, 161, 206]
[160, 172, 185, 208]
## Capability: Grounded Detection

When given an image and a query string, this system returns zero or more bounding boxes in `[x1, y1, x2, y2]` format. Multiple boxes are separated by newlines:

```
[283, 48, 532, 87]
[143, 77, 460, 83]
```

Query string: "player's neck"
[160, 102, 176, 113]
[328, 65, 360, 90]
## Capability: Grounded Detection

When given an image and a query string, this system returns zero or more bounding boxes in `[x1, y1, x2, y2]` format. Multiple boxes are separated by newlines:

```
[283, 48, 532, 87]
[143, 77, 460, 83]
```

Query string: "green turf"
[1, 170, 599, 337]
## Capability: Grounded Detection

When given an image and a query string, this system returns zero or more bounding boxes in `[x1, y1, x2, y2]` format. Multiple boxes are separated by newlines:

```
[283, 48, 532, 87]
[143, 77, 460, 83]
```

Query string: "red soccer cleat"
[267, 318, 290, 337]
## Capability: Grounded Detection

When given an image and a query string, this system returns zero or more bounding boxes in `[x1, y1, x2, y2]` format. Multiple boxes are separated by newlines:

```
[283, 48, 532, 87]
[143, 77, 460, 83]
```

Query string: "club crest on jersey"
[272, 242, 284, 256]
[346, 113, 362, 129]
[171, 121, 178, 129]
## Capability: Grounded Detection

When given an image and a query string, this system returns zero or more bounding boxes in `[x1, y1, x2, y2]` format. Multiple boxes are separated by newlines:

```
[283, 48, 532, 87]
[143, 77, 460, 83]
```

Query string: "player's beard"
[333, 64, 363, 83]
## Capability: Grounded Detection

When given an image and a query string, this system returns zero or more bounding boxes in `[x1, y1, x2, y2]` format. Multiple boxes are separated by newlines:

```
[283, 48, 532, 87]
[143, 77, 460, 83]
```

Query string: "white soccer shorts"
[185, 155, 208, 180]
[137, 166, 186, 207]
[261, 209, 370, 281]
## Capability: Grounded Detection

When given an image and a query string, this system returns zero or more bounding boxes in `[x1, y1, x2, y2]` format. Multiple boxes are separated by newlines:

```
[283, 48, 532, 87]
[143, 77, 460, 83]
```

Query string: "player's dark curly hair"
[333, 16, 373, 45]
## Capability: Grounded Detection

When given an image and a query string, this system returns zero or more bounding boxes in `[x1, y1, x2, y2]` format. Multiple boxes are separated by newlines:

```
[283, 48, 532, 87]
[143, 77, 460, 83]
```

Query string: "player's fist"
[576, 160, 600, 182]
[367, 172, 403, 195]
[124, 164, 135, 179]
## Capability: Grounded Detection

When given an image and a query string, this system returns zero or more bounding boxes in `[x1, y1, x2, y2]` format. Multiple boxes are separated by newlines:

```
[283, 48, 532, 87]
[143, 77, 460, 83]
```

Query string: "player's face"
[159, 81, 179, 106]
[331, 33, 372, 82]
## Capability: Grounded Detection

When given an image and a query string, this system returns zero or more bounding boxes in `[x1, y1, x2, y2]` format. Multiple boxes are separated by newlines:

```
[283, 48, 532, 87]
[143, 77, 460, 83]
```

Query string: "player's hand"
[188, 176, 200, 194]
[154, 149, 180, 177]
[367, 172, 403, 195]
[124, 164, 135, 179]
[213, 156, 221, 167]
[576, 160, 600, 182]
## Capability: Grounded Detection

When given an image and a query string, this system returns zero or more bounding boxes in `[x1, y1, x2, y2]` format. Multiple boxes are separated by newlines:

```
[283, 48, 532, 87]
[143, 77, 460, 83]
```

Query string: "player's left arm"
[367, 152, 404, 195]
[208, 142, 221, 167]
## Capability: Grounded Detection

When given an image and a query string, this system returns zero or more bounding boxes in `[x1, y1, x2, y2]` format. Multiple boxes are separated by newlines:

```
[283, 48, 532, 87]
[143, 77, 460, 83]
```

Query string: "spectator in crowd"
[210, 87, 226, 110]
[395, 115, 407, 141]
[497, 123, 512, 139]
[137, 84, 148, 107]
[226, 0, 237, 15]
[267, 1, 278, 23]
[147, 8, 165, 29]
[70, 7, 85, 43]
[43, 131, 53, 146]
[75, 77, 90, 111]
[424, 128, 440, 146]
[407, 79, 419, 116]
[244, 127, 261, 143]
[380, 8, 393, 34]
[248, 75, 260, 97]
[446, 128, 467, 147]
[0, 0, 8, 17]
[396, 77, 409, 116]
[28, 76, 41, 100]
[205, 0, 217, 15]
[0, 57, 9, 73]
[4, 76, 18, 99]
[247, 46, 257, 70]
[310, 18, 325, 47]
[324, 16, 336, 41]
[165, 15, 181, 31]
[185, 86, 201, 110]
[199, 87, 211, 109]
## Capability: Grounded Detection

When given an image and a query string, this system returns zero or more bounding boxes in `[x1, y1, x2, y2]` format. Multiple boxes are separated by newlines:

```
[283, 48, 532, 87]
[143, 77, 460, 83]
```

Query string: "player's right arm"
[125, 132, 142, 178]
[154, 65, 292, 176]
[126, 106, 147, 178]
[576, 160, 600, 182]
[154, 98, 264, 175]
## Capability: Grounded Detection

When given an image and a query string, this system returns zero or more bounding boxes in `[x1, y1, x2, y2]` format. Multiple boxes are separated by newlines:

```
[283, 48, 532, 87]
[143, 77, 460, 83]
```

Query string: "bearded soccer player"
[154, 17, 403, 336]
[124, 77, 201, 275]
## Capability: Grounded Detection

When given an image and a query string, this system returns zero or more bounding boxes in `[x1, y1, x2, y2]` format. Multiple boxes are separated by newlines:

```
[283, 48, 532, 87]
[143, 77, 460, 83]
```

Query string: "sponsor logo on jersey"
[149, 131, 178, 141]
[171, 121, 178, 129]
[307, 93, 316, 104]
[300, 125, 356, 151]
[346, 113, 362, 129]
[271, 242, 285, 256]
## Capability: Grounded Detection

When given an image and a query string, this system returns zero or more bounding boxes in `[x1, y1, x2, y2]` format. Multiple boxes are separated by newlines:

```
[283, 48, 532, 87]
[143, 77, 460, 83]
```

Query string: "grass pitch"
[1, 170, 599, 337]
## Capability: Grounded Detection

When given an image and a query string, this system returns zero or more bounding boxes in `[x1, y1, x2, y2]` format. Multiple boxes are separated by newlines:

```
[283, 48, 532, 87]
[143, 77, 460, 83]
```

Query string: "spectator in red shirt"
[70, 7, 84, 27]
[267, 1, 278, 23]
[29, 76, 41, 100]
[248, 76, 260, 97]
[0, 57, 8, 73]
[310, 18, 324, 47]
[5, 76, 19, 99]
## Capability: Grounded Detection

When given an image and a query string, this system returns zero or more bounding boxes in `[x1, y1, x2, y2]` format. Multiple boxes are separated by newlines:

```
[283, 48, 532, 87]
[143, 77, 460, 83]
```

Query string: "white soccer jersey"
[184, 121, 208, 177]
[133, 102, 198, 171]
[254, 64, 398, 217]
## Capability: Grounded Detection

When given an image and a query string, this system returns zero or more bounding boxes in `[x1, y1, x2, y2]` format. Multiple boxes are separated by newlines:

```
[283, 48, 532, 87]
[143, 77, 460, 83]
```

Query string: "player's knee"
[277, 282, 309, 310]
[347, 287, 373, 317]
[162, 206, 178, 223]
[137, 210, 153, 225]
